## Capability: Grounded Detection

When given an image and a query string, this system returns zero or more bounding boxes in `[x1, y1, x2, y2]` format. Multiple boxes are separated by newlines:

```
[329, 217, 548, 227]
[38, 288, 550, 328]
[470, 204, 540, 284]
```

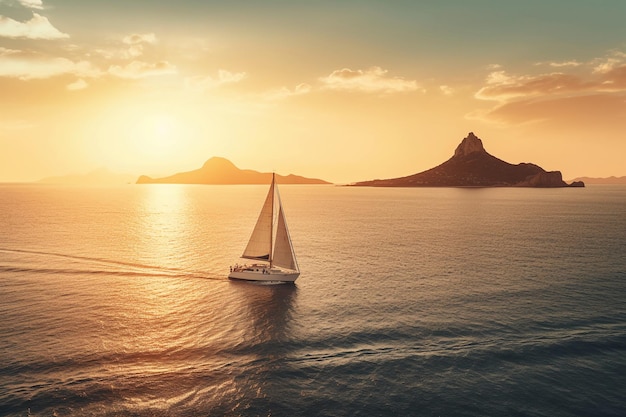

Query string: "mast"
[269, 172, 275, 268]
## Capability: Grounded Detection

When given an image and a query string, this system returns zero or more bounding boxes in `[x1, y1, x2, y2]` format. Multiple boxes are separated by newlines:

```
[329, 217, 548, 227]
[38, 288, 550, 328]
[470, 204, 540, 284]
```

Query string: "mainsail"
[241, 178, 274, 261]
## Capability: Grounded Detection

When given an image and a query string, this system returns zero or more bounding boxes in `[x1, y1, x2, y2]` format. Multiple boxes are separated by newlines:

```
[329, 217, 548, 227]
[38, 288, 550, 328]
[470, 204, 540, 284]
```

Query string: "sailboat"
[229, 173, 300, 283]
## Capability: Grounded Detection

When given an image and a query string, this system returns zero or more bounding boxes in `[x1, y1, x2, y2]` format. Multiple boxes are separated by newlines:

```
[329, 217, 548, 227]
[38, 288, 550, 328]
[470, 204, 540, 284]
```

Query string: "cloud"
[93, 33, 159, 59]
[472, 51, 626, 128]
[439, 85, 454, 96]
[548, 60, 582, 68]
[534, 60, 583, 68]
[0, 46, 20, 56]
[185, 69, 247, 91]
[108, 60, 177, 79]
[477, 54, 626, 103]
[0, 13, 68, 39]
[1, 0, 45, 9]
[66, 78, 87, 91]
[320, 66, 421, 94]
[265, 83, 312, 100]
[592, 52, 626, 75]
[122, 33, 157, 45]
[0, 49, 100, 79]
[603, 65, 626, 89]
[479, 94, 626, 128]
[475, 71, 591, 101]
[120, 33, 157, 58]
[17, 0, 44, 9]
[0, 44, 180, 83]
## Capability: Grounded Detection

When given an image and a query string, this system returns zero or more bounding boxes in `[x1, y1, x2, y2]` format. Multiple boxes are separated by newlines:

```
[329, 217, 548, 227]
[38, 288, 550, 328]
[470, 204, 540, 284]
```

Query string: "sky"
[1, 0, 625, 183]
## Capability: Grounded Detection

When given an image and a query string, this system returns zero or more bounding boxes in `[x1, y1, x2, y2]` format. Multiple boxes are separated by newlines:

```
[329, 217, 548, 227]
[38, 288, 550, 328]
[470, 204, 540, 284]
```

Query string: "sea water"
[1, 184, 625, 416]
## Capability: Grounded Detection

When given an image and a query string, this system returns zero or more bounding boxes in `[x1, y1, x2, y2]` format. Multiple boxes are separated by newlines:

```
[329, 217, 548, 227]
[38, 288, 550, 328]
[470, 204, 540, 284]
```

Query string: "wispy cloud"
[265, 83, 312, 100]
[0, 48, 100, 80]
[122, 33, 157, 45]
[0, 13, 68, 39]
[320, 67, 421, 94]
[121, 33, 157, 58]
[472, 51, 626, 127]
[534, 60, 583, 68]
[472, 94, 626, 128]
[264, 67, 419, 100]
[439, 85, 454, 96]
[66, 78, 88, 91]
[185, 69, 247, 91]
[17, 0, 44, 9]
[548, 60, 582, 68]
[477, 52, 626, 103]
[108, 60, 177, 79]
[592, 51, 626, 76]
[93, 33, 159, 60]
[475, 71, 591, 101]
[0, 46, 177, 81]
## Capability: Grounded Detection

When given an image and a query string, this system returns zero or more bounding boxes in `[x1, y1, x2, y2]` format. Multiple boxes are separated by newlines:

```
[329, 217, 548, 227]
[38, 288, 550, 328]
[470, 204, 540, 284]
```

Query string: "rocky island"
[137, 157, 330, 185]
[352, 132, 584, 188]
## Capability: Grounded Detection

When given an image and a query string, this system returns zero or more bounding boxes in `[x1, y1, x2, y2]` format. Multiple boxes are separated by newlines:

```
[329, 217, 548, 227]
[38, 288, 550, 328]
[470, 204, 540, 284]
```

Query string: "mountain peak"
[454, 132, 486, 157]
[137, 157, 331, 184]
[202, 156, 237, 170]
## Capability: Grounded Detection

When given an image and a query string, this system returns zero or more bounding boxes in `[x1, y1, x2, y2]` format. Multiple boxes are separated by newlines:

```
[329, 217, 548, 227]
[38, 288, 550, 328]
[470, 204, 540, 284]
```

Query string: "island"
[137, 157, 331, 185]
[352, 132, 584, 188]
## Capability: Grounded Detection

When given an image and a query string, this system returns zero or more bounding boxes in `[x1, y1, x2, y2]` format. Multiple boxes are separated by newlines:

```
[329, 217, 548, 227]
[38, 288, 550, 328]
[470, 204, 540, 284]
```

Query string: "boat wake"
[0, 247, 225, 281]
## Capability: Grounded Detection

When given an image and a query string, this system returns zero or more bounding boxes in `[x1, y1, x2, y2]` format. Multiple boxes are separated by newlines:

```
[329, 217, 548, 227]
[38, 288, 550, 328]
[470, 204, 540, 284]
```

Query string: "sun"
[134, 115, 178, 150]
[132, 114, 180, 158]
[91, 101, 205, 174]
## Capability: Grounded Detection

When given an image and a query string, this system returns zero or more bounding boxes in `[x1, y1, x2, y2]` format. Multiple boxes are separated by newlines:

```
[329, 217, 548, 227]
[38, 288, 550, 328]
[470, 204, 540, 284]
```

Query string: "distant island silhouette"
[352, 132, 584, 188]
[136, 157, 331, 185]
[38, 168, 135, 185]
[567, 176, 626, 185]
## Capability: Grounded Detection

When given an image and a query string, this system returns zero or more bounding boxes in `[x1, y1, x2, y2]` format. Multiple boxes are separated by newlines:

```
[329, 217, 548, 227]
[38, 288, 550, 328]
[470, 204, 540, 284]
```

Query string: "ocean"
[1, 184, 625, 416]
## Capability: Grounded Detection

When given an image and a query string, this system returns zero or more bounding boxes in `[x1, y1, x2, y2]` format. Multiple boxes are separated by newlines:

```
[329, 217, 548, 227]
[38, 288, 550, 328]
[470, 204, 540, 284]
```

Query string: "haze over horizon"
[1, 0, 625, 184]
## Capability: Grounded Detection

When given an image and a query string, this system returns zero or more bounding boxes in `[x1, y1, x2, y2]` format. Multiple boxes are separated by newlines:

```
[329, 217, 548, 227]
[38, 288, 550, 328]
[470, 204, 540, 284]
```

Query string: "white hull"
[228, 264, 299, 283]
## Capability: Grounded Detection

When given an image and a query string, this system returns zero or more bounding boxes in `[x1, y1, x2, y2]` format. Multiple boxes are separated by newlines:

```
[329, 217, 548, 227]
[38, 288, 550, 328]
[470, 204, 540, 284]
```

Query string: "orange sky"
[1, 1, 625, 183]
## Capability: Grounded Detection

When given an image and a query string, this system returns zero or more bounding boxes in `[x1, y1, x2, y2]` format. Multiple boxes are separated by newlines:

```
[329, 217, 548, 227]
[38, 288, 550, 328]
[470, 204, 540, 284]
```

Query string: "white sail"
[241, 178, 274, 261]
[272, 201, 298, 271]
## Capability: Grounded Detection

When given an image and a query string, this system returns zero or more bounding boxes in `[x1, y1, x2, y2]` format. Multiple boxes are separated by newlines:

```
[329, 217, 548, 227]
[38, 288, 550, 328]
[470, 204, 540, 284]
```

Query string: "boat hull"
[228, 265, 299, 283]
